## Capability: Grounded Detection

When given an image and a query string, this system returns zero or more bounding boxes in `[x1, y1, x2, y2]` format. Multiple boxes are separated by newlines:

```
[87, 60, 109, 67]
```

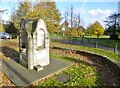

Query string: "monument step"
[34, 65, 43, 71]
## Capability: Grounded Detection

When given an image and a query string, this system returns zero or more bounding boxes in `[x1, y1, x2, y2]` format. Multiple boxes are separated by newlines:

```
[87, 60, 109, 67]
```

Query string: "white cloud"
[0, 7, 10, 21]
[85, 9, 116, 28]
[74, 8, 86, 14]
[88, 9, 113, 17]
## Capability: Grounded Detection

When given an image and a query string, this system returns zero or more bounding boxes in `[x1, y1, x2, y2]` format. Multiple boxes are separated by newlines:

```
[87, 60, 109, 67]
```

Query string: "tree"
[4, 22, 17, 33]
[64, 27, 71, 35]
[11, 1, 32, 32]
[0, 23, 5, 32]
[86, 24, 94, 35]
[104, 13, 120, 39]
[70, 28, 78, 36]
[77, 26, 85, 37]
[32, 1, 62, 33]
[92, 21, 105, 38]
[11, 1, 62, 34]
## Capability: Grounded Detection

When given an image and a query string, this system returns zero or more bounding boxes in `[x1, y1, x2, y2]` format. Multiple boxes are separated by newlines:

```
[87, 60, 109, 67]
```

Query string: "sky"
[0, 0, 119, 28]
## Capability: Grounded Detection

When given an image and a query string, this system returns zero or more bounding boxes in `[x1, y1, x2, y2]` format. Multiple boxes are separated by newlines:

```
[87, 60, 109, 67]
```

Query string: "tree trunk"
[97, 35, 99, 38]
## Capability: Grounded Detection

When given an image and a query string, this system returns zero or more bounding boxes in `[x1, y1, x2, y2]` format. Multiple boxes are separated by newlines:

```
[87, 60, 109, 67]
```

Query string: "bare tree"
[77, 13, 81, 28]
[70, 5, 73, 28]
[64, 7, 69, 29]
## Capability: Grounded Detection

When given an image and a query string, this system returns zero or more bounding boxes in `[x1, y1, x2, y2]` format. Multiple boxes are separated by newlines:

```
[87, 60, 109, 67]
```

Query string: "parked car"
[0, 32, 12, 39]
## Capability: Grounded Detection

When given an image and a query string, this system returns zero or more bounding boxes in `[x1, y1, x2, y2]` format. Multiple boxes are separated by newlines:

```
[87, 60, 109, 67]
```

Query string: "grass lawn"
[37, 53, 101, 86]
[51, 41, 120, 62]
[1, 39, 120, 87]
[84, 35, 120, 49]
[50, 33, 66, 39]
[84, 35, 110, 38]
[50, 34, 120, 50]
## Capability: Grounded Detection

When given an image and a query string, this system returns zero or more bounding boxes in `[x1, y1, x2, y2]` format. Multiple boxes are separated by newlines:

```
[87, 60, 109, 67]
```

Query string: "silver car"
[0, 32, 12, 39]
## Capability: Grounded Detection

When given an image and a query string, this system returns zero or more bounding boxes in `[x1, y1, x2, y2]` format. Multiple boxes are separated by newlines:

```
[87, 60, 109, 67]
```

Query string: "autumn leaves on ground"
[0, 39, 18, 87]
[0, 39, 120, 87]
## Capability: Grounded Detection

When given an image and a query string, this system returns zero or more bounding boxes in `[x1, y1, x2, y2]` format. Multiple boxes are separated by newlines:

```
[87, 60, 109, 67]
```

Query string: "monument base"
[34, 65, 44, 71]
[1, 58, 73, 86]
[19, 58, 28, 68]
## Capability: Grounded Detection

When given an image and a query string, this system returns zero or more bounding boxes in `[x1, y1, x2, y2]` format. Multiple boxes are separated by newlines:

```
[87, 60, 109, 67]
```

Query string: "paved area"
[1, 58, 73, 86]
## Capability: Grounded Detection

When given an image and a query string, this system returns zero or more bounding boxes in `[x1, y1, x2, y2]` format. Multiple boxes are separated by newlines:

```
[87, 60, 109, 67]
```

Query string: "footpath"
[52, 38, 120, 54]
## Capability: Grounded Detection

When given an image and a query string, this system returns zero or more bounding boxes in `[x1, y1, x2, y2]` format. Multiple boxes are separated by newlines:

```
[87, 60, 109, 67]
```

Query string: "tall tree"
[70, 28, 78, 36]
[4, 22, 17, 33]
[11, 1, 32, 31]
[70, 5, 73, 28]
[78, 26, 85, 36]
[104, 13, 120, 39]
[64, 7, 69, 30]
[86, 24, 94, 35]
[14, 1, 62, 33]
[92, 21, 105, 38]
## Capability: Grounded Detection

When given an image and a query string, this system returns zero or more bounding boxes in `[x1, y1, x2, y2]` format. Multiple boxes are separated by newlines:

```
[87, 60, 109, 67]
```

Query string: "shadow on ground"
[0, 46, 19, 62]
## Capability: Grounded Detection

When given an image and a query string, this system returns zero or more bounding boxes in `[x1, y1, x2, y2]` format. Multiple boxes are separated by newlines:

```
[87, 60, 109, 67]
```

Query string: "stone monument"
[19, 18, 50, 71]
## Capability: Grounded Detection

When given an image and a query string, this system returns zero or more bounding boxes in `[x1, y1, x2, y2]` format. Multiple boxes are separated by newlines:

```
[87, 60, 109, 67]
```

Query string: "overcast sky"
[0, 0, 119, 28]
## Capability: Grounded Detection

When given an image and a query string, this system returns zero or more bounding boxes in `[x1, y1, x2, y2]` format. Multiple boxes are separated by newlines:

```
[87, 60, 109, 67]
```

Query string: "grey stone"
[34, 65, 43, 71]
[19, 18, 50, 70]
[1, 58, 73, 86]
[56, 73, 70, 83]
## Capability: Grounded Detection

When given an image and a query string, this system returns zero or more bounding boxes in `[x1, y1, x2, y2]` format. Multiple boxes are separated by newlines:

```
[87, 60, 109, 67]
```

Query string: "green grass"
[84, 36, 120, 49]
[50, 33, 66, 39]
[84, 35, 110, 38]
[51, 41, 120, 62]
[50, 33, 120, 50]
[37, 53, 101, 87]
[1, 39, 119, 87]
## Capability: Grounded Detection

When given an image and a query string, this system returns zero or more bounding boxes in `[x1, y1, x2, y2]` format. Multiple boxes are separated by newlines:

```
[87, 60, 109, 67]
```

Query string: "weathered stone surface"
[1, 58, 73, 86]
[56, 73, 70, 83]
[19, 19, 50, 70]
[34, 65, 43, 71]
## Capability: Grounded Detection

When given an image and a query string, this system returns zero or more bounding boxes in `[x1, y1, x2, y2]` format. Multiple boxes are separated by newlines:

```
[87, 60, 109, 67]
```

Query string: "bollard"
[80, 37, 83, 45]
[114, 43, 118, 53]
[95, 42, 98, 48]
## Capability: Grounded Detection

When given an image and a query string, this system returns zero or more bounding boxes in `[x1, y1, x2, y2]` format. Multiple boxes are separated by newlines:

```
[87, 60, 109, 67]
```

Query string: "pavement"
[1, 58, 73, 87]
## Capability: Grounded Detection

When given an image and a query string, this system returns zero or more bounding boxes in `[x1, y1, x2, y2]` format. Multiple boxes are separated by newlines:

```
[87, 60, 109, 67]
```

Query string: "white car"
[0, 32, 12, 39]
